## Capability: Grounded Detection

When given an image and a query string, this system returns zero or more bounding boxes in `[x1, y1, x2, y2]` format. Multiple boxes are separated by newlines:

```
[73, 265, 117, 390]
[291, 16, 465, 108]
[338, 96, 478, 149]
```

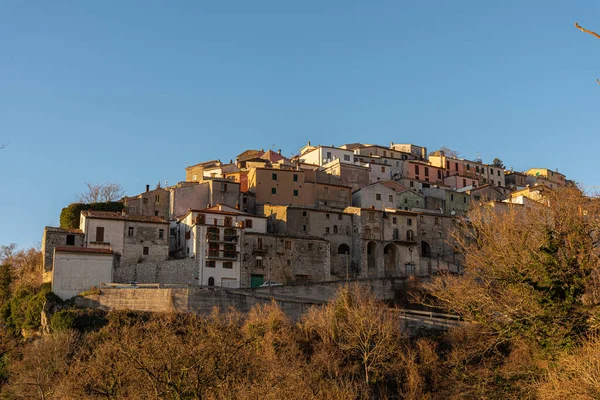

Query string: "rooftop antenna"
[474, 151, 482, 163]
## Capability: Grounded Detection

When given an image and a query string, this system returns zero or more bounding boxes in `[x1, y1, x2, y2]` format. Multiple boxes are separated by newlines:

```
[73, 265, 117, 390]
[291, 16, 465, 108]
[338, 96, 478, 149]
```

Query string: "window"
[66, 234, 75, 245]
[476, 166, 479, 173]
[206, 261, 216, 268]
[425, 167, 429, 177]
[96, 227, 104, 242]
[466, 164, 470, 171]
[325, 227, 330, 234]
[293, 189, 299, 196]
[451, 194, 454, 201]
[376, 193, 381, 201]
[158, 229, 164, 239]
[381, 166, 385, 173]
[393, 228, 399, 240]
[272, 173, 277, 180]
[389, 195, 393, 202]
[438, 170, 441, 179]
[338, 214, 343, 220]
[143, 247, 149, 255]
[293, 174, 298, 182]
[224, 217, 233, 227]
[326, 214, 330, 219]
[407, 218, 412, 226]
[143, 198, 148, 205]
[333, 225, 338, 234]
[434, 217, 439, 225]
[285, 240, 291, 250]
[410, 181, 414, 188]
[446, 161, 450, 169]
[302, 211, 307, 217]
[344, 155, 350, 161]
[257, 238, 263, 249]
[326, 151, 332, 160]
[455, 162, 458, 171]
[407, 230, 414, 241]
[368, 212, 375, 222]
[223, 262, 233, 269]
[415, 165, 420, 174]
[127, 227, 134, 237]
[221, 183, 227, 192]
[490, 168, 494, 175]
[393, 217, 397, 224]
[308, 243, 313, 250]
[463, 197, 467, 203]
[286, 259, 291, 266]
[271, 188, 277, 195]
[155, 211, 159, 216]
[192, 174, 197, 181]
[302, 225, 307, 231]
[497, 170, 501, 177]
[324, 187, 329, 195]
[155, 194, 160, 203]
[462, 179, 467, 187]
[245, 219, 253, 228]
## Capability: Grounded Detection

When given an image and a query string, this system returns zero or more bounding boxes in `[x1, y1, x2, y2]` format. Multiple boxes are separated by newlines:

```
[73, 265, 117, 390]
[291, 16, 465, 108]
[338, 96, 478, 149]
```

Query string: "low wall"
[75, 286, 321, 320]
[113, 259, 198, 285]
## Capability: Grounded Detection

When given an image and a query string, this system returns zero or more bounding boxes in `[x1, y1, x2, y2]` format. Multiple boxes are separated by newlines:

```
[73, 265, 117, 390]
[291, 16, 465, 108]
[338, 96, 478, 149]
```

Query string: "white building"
[299, 144, 354, 166]
[177, 204, 267, 288]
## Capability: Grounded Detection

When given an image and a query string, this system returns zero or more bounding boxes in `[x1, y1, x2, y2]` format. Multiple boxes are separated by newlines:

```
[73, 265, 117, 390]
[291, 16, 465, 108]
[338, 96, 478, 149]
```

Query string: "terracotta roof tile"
[81, 211, 169, 224]
[55, 246, 114, 255]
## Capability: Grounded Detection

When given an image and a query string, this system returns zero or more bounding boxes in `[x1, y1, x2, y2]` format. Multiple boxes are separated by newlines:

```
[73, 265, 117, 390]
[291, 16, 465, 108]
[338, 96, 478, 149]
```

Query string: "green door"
[251, 274, 264, 288]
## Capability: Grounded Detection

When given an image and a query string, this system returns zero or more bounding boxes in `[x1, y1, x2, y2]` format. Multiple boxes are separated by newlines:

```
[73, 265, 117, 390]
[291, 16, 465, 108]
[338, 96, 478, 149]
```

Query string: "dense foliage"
[59, 202, 124, 229]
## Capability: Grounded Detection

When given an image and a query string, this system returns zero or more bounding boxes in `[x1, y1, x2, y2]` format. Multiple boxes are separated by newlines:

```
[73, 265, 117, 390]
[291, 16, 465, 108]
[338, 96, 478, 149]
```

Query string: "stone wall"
[240, 232, 330, 287]
[42, 227, 85, 273]
[113, 258, 198, 285]
[122, 221, 169, 267]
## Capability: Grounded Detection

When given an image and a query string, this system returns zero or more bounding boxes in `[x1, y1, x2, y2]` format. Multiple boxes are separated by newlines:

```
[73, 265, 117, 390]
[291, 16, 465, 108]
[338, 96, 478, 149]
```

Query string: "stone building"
[417, 212, 456, 261]
[263, 205, 356, 279]
[423, 187, 471, 216]
[80, 211, 169, 268]
[123, 185, 170, 219]
[240, 233, 330, 287]
[321, 158, 370, 192]
[41, 227, 85, 282]
[169, 179, 241, 218]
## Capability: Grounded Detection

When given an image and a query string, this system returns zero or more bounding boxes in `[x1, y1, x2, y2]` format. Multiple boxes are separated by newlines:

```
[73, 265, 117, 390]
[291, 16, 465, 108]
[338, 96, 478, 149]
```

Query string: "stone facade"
[123, 187, 170, 219]
[240, 233, 331, 288]
[113, 258, 198, 285]
[41, 227, 85, 276]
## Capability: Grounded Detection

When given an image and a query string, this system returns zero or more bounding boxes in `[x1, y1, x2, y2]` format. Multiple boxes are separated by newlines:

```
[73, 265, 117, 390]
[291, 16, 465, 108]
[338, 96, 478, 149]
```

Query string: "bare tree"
[431, 146, 461, 158]
[575, 23, 600, 84]
[76, 182, 125, 203]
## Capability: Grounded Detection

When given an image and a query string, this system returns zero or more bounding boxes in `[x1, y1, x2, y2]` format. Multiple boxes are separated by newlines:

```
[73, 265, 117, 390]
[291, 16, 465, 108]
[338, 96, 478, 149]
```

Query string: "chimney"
[146, 184, 150, 192]
[308, 141, 311, 146]
[277, 149, 281, 155]
[390, 142, 394, 147]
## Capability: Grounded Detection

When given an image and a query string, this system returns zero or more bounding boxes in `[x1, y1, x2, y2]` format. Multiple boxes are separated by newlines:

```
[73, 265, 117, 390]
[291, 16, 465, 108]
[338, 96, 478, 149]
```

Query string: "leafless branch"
[575, 23, 600, 84]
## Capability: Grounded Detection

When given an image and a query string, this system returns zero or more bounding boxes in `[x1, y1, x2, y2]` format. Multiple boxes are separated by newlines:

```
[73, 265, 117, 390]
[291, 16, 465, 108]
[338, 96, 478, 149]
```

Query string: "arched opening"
[364, 227, 371, 239]
[208, 277, 215, 287]
[421, 241, 431, 257]
[392, 228, 399, 241]
[367, 241, 377, 277]
[383, 243, 398, 277]
[333, 225, 338, 234]
[338, 243, 350, 254]
[406, 229, 414, 242]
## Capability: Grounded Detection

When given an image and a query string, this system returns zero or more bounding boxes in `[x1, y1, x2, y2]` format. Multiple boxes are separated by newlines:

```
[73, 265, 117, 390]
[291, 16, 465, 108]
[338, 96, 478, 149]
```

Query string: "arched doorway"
[208, 277, 215, 287]
[383, 243, 398, 277]
[367, 241, 377, 277]
[421, 241, 431, 257]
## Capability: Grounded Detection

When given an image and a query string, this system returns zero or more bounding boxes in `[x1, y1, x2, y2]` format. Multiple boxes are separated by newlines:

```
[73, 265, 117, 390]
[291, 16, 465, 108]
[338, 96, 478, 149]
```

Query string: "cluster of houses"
[41, 141, 568, 300]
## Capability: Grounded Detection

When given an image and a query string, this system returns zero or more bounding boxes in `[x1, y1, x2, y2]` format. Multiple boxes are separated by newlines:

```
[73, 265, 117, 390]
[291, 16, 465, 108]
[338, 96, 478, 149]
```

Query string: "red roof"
[81, 211, 169, 224]
[55, 246, 114, 255]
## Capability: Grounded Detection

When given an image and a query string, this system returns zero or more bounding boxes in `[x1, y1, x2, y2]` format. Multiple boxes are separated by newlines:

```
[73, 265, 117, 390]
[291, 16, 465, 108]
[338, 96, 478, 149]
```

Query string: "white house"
[177, 204, 267, 288]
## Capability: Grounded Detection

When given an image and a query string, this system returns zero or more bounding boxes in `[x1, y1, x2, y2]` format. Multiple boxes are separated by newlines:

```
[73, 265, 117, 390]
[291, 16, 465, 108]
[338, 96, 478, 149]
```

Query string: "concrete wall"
[52, 252, 113, 300]
[170, 183, 210, 218]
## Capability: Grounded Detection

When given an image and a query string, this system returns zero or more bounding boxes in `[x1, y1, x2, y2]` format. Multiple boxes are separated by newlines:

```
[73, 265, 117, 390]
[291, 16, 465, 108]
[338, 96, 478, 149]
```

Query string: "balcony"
[205, 249, 238, 260]
[206, 234, 238, 243]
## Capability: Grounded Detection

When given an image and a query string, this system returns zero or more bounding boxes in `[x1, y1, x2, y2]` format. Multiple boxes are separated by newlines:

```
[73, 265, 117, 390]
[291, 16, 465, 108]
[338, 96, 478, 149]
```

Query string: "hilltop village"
[41, 142, 568, 300]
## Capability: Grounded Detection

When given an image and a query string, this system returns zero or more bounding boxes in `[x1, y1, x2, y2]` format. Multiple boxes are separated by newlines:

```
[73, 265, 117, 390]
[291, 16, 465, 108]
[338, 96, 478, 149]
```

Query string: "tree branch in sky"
[575, 22, 600, 84]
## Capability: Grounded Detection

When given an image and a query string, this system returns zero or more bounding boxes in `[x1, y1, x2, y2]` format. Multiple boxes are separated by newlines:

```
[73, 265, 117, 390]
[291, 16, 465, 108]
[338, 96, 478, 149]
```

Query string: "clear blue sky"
[1, 1, 599, 248]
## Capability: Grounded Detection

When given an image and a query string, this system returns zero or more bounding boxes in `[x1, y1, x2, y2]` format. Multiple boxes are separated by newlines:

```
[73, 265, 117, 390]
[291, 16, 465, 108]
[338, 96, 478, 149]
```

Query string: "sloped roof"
[81, 211, 169, 224]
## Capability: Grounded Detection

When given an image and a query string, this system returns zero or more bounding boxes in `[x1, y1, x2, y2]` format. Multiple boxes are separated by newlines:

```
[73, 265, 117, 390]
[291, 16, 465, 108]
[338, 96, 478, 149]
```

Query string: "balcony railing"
[205, 249, 238, 260]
